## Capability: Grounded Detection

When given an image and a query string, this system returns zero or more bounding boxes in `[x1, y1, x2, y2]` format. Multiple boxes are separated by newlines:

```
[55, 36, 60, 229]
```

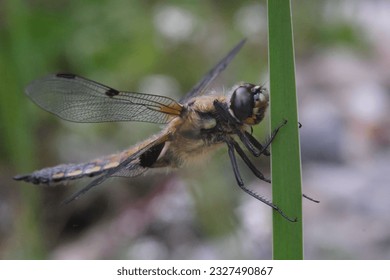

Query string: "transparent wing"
[63, 132, 171, 203]
[179, 38, 246, 103]
[26, 74, 183, 124]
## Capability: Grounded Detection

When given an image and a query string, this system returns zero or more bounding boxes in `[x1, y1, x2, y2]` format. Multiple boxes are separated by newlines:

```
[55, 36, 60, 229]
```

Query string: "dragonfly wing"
[62, 132, 171, 203]
[13, 143, 154, 185]
[179, 38, 246, 103]
[26, 74, 183, 124]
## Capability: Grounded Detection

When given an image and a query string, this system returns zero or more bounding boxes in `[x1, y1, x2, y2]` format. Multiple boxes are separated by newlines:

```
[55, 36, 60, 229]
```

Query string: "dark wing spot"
[56, 73, 77, 79]
[105, 88, 120, 97]
[140, 142, 165, 167]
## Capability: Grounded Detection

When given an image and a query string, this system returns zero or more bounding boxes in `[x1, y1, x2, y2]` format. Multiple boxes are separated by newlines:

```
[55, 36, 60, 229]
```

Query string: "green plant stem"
[268, 0, 303, 259]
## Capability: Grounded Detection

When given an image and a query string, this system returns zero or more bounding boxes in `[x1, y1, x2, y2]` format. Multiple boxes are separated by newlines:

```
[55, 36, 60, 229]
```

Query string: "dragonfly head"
[229, 83, 269, 125]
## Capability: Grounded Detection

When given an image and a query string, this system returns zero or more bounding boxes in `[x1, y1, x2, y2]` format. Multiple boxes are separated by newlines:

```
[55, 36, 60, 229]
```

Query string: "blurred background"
[1, 0, 389, 259]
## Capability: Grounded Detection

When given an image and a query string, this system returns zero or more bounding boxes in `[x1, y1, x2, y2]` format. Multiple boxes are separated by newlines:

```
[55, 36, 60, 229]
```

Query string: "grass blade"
[268, 0, 303, 259]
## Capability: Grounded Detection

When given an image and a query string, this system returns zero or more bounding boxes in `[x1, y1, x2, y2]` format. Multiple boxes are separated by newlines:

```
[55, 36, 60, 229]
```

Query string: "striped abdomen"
[14, 133, 168, 185]
[13, 154, 125, 185]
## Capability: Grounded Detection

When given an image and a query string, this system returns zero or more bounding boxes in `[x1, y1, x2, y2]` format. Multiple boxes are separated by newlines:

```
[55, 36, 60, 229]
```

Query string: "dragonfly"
[14, 39, 299, 222]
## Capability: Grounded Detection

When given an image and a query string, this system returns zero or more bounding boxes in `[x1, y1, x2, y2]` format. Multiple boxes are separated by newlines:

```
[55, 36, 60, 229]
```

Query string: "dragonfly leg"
[226, 140, 297, 222]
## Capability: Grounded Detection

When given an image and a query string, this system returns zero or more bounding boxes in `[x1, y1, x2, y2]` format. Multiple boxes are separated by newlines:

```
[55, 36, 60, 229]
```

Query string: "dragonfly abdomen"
[13, 158, 119, 185]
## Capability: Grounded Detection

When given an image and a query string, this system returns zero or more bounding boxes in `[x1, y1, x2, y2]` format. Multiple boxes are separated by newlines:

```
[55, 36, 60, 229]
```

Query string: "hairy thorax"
[153, 95, 236, 168]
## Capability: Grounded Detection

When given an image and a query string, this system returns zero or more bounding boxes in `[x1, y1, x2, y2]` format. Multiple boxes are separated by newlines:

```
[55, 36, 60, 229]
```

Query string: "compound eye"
[230, 86, 254, 121]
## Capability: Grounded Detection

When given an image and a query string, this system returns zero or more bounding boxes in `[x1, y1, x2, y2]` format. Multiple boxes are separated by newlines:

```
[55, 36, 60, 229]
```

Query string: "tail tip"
[13, 174, 28, 181]
[13, 174, 42, 184]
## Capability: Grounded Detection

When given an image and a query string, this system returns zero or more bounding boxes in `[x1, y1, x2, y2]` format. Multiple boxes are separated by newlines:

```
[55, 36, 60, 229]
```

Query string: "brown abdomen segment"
[13, 156, 121, 185]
